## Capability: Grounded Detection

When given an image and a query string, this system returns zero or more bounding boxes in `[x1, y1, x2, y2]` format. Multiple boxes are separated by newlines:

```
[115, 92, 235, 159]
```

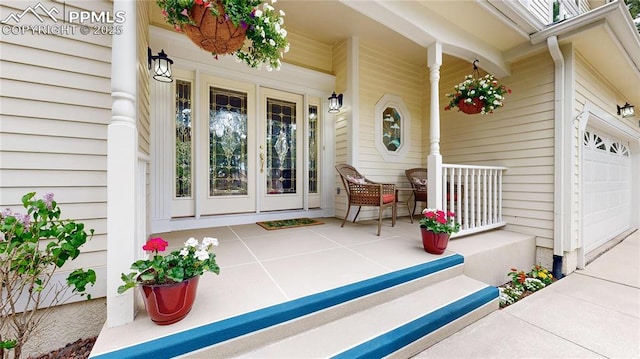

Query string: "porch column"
[427, 42, 443, 210]
[107, 0, 137, 327]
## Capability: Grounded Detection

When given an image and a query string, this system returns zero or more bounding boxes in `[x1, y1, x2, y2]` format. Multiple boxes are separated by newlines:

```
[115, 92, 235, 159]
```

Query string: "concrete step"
[233, 275, 497, 359]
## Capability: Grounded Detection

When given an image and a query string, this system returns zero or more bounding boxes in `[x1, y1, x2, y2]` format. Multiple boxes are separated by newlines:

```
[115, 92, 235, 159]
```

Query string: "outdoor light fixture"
[617, 102, 635, 118]
[328, 92, 343, 113]
[148, 47, 174, 83]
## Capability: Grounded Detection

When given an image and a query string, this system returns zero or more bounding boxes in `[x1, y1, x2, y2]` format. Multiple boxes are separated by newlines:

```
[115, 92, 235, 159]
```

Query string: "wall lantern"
[617, 102, 635, 118]
[328, 92, 343, 113]
[148, 47, 174, 83]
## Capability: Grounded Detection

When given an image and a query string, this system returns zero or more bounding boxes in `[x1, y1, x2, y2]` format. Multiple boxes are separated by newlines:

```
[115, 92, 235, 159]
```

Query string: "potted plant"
[118, 236, 220, 325]
[419, 208, 460, 254]
[444, 62, 511, 115]
[156, 0, 289, 71]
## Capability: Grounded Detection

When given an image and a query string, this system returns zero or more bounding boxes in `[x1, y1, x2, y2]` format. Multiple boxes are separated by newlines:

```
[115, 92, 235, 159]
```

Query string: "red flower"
[447, 211, 455, 217]
[425, 211, 436, 219]
[195, 0, 204, 4]
[143, 237, 168, 253]
[517, 272, 526, 284]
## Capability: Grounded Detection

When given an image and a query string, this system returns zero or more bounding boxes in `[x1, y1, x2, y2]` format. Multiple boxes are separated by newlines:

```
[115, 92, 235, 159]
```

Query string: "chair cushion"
[412, 177, 427, 186]
[382, 193, 395, 204]
[346, 175, 366, 184]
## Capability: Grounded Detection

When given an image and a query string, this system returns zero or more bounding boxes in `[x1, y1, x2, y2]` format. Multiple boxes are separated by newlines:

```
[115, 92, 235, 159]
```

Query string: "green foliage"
[625, 0, 640, 31]
[1, 192, 96, 358]
[500, 264, 554, 307]
[155, 0, 289, 70]
[118, 237, 220, 294]
[419, 209, 461, 235]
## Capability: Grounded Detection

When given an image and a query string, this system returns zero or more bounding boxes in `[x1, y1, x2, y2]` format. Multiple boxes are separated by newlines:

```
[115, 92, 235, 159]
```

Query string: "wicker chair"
[335, 164, 397, 236]
[405, 168, 428, 219]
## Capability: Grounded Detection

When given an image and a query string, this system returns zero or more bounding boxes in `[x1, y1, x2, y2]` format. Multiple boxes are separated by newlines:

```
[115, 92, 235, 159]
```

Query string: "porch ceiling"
[278, 0, 533, 78]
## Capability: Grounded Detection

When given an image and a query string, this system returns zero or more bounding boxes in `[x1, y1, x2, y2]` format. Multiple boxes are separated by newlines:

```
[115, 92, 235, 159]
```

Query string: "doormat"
[256, 218, 324, 230]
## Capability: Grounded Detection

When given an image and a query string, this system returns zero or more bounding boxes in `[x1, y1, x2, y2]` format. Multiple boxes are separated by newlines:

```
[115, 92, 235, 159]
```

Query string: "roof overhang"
[530, 1, 640, 104]
[340, 0, 531, 78]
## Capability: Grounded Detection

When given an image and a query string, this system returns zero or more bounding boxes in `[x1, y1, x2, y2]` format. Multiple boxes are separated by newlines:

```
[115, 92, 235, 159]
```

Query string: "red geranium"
[142, 237, 168, 253]
[419, 208, 460, 234]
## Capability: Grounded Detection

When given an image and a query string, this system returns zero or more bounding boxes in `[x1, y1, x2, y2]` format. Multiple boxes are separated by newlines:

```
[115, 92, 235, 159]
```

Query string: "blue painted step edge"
[332, 285, 499, 359]
[91, 254, 464, 359]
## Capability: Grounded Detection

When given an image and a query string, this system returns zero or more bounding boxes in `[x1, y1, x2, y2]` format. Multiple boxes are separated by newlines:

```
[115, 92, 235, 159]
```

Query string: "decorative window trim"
[374, 94, 411, 161]
[583, 130, 630, 157]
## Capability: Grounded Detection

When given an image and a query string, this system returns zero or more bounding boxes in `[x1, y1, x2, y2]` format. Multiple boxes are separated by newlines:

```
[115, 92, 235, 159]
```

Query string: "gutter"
[547, 36, 565, 280]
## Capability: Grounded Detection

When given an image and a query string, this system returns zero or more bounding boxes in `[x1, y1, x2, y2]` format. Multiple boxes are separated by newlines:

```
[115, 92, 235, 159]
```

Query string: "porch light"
[328, 92, 343, 113]
[617, 102, 635, 118]
[148, 47, 174, 83]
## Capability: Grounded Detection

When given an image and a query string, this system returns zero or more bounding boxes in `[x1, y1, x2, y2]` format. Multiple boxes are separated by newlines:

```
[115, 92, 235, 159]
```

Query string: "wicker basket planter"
[457, 97, 484, 115]
[182, 2, 246, 55]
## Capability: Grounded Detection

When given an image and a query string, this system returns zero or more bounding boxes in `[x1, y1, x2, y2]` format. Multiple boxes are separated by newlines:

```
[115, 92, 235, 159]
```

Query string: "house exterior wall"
[334, 40, 425, 222]
[527, 0, 551, 23]
[0, 0, 111, 279]
[286, 32, 333, 74]
[439, 53, 556, 267]
[333, 40, 348, 217]
[575, 52, 628, 123]
[0, 0, 116, 354]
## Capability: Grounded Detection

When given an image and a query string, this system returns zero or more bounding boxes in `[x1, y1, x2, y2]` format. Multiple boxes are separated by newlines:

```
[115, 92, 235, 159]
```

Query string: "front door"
[169, 74, 318, 217]
[259, 88, 304, 211]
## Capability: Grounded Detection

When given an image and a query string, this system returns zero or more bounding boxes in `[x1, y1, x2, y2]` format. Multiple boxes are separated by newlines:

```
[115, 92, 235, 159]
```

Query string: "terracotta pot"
[182, 2, 247, 55]
[457, 97, 484, 114]
[420, 228, 450, 255]
[140, 276, 199, 325]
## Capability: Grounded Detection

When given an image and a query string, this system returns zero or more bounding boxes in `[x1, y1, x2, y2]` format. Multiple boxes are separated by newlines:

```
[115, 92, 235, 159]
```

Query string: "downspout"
[547, 36, 565, 280]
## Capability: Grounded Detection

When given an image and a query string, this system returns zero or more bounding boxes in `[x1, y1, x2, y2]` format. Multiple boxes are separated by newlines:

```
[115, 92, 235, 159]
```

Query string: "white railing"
[442, 164, 508, 238]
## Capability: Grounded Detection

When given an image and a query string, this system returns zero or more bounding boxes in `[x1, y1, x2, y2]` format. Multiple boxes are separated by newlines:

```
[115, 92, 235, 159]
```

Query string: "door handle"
[260, 152, 265, 173]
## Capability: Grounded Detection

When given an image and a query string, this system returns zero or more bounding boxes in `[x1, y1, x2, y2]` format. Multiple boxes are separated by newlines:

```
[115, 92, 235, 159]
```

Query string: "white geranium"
[184, 237, 198, 247]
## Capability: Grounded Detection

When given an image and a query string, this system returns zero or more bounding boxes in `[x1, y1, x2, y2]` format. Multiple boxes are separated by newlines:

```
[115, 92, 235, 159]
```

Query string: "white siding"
[286, 32, 333, 74]
[334, 40, 425, 221]
[333, 40, 349, 218]
[439, 53, 556, 243]
[0, 0, 111, 285]
[527, 0, 552, 23]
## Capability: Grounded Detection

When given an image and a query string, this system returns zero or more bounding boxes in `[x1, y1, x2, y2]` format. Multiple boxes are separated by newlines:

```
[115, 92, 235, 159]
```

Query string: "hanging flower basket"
[444, 60, 511, 115]
[182, 2, 247, 55]
[457, 97, 484, 115]
[156, 0, 289, 70]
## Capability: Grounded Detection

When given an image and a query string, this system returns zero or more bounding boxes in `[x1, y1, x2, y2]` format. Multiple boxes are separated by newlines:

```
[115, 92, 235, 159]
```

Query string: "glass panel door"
[199, 76, 256, 215]
[260, 88, 303, 211]
[308, 98, 321, 208]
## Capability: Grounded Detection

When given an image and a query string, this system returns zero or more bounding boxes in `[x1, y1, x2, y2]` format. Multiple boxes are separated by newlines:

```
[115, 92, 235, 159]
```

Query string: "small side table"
[395, 187, 416, 223]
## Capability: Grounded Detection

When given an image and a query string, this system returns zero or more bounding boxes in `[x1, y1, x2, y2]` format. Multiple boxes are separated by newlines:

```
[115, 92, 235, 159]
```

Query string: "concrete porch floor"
[90, 216, 534, 357]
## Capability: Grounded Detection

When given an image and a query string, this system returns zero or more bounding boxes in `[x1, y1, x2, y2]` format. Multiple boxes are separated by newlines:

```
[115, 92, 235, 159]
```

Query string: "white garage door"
[582, 129, 632, 252]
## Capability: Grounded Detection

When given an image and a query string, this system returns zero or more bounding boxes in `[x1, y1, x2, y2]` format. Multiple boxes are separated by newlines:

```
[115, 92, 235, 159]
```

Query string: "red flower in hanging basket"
[445, 73, 511, 115]
[156, 0, 289, 70]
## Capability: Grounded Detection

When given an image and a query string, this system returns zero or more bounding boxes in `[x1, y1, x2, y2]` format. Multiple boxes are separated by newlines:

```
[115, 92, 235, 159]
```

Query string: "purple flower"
[43, 193, 54, 209]
[1, 208, 12, 217]
[181, 8, 188, 16]
[241, 20, 248, 29]
[19, 214, 31, 229]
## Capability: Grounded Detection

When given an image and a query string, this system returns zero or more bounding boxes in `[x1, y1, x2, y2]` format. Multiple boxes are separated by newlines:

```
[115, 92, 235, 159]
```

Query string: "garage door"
[582, 129, 632, 252]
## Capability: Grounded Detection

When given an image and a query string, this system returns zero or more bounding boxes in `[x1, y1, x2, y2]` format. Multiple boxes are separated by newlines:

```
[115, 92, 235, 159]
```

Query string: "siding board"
[0, 0, 112, 297]
[441, 53, 555, 244]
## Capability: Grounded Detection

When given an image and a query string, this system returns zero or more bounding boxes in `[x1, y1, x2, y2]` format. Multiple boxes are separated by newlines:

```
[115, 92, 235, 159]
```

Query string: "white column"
[346, 36, 359, 166]
[427, 42, 443, 210]
[107, 0, 137, 327]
